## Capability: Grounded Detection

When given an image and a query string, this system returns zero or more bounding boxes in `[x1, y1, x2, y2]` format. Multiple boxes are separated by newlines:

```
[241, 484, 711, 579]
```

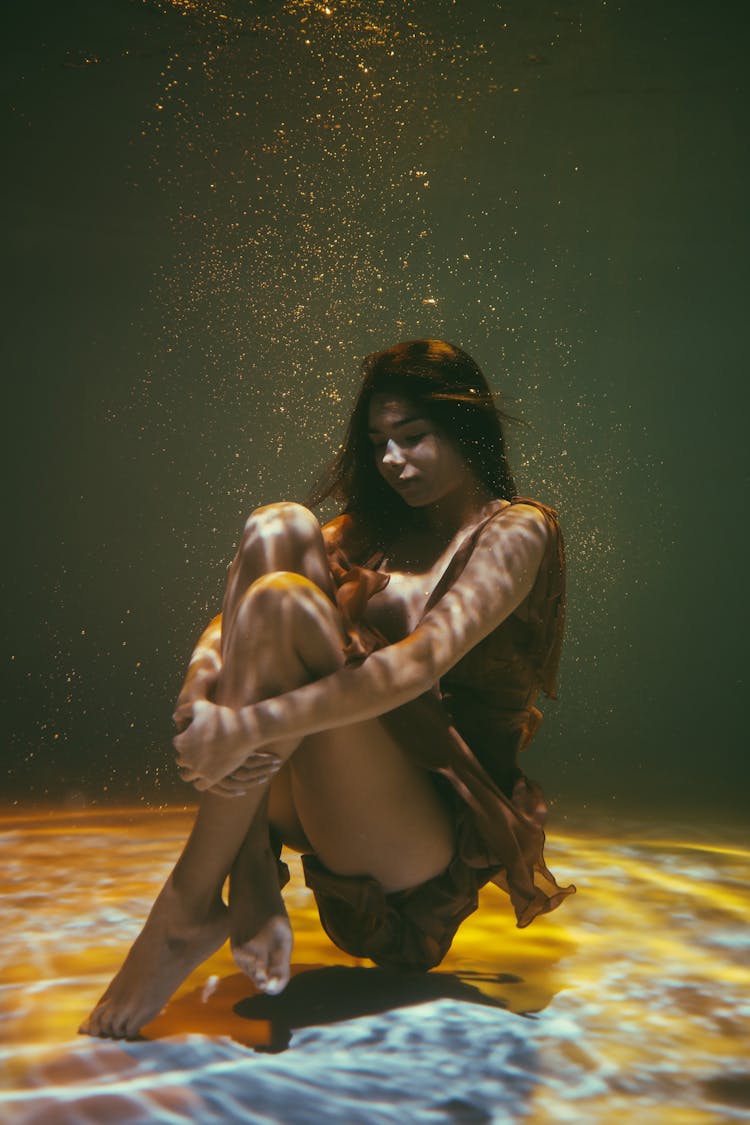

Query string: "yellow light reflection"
[1, 808, 749, 1123]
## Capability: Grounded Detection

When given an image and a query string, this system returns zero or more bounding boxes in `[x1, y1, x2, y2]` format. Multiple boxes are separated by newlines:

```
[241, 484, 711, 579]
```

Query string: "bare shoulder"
[473, 502, 550, 570]
[415, 502, 554, 670]
[486, 501, 549, 541]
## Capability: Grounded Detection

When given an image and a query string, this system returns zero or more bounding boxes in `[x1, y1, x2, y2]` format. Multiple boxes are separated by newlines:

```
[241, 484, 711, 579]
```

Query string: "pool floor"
[1, 807, 748, 1123]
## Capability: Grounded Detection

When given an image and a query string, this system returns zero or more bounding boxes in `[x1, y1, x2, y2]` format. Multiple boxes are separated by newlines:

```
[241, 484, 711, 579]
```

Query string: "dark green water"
[3, 0, 748, 815]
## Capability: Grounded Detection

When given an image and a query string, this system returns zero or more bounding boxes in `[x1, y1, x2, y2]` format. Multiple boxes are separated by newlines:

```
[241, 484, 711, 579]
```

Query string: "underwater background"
[2, 1, 749, 1121]
[4, 0, 748, 816]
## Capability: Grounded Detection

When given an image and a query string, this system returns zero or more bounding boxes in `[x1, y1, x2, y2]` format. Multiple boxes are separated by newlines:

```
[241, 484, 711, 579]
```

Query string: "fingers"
[207, 781, 246, 798]
[182, 753, 282, 796]
[172, 696, 280, 793]
[227, 754, 281, 782]
[175, 752, 279, 778]
[217, 754, 282, 791]
[172, 729, 189, 756]
[172, 700, 196, 733]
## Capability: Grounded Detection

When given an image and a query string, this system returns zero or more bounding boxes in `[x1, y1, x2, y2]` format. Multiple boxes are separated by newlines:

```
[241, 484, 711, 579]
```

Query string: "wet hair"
[308, 339, 518, 550]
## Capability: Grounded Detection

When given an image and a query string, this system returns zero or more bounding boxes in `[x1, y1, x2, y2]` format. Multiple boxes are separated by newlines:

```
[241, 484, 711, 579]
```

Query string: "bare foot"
[231, 914, 293, 995]
[229, 843, 293, 995]
[79, 876, 228, 1039]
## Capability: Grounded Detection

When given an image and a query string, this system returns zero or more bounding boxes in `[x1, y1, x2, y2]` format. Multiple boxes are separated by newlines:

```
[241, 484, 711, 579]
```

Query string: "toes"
[254, 968, 270, 991]
[232, 939, 274, 992]
[232, 942, 259, 980]
[112, 1013, 133, 1040]
[231, 917, 293, 994]
[262, 972, 288, 995]
[249, 956, 270, 991]
[266, 937, 292, 994]
[80, 1000, 136, 1040]
[80, 1002, 106, 1037]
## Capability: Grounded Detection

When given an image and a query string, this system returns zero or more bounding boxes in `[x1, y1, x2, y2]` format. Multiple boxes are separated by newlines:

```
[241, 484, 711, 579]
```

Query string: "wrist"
[242, 700, 276, 747]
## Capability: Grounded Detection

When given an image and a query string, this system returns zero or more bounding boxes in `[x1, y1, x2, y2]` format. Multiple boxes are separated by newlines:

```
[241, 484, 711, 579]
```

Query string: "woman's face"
[367, 393, 473, 508]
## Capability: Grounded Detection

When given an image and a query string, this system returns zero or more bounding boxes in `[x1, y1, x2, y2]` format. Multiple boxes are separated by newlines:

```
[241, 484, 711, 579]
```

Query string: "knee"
[236, 570, 342, 666]
[242, 570, 324, 619]
[249, 501, 319, 536]
[239, 502, 322, 560]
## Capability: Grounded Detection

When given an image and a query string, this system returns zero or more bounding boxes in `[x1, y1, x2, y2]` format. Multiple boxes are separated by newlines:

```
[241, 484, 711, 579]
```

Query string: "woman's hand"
[172, 698, 197, 734]
[172, 700, 281, 794]
[204, 756, 283, 799]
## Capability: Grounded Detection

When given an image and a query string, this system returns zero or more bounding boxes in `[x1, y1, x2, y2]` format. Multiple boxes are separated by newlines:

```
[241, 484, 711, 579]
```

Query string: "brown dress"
[301, 497, 575, 971]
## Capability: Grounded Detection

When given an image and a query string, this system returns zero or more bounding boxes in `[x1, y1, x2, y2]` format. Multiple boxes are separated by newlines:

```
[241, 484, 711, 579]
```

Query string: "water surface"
[2, 807, 748, 1123]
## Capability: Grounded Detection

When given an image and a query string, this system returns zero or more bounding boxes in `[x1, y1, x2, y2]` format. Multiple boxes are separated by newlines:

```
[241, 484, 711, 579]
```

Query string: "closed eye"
[369, 432, 427, 454]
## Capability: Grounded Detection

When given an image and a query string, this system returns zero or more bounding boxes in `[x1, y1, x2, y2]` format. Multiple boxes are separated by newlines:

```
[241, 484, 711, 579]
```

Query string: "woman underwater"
[81, 339, 574, 1039]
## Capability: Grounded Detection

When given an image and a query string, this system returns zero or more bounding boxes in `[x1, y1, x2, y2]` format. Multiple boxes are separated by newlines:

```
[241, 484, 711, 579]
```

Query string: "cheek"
[425, 438, 458, 476]
[417, 436, 442, 467]
[445, 449, 466, 479]
[428, 444, 467, 492]
[373, 452, 390, 480]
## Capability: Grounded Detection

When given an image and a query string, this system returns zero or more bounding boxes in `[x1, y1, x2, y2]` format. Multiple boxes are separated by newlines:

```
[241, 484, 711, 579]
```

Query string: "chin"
[407, 497, 442, 512]
[398, 490, 430, 507]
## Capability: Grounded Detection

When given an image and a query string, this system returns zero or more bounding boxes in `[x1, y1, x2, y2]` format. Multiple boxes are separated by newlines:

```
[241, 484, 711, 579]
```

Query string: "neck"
[421, 478, 494, 538]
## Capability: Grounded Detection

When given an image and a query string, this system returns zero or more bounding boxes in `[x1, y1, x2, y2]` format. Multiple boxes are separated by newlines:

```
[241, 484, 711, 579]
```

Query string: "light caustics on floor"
[1, 808, 749, 1124]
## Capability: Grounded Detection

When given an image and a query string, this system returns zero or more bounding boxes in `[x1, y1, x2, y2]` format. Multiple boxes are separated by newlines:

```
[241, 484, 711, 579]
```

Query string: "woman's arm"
[172, 614, 223, 730]
[174, 505, 548, 786]
[258, 503, 547, 734]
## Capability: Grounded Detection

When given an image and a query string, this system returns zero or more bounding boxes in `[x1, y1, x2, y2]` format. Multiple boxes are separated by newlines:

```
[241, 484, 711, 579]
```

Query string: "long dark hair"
[308, 339, 518, 549]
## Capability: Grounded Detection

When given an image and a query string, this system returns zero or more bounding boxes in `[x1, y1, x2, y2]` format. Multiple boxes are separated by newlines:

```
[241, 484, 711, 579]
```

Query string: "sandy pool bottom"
[1, 807, 749, 1124]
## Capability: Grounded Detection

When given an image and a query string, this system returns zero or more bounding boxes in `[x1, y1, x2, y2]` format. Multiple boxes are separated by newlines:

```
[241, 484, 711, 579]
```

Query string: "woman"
[81, 339, 574, 1040]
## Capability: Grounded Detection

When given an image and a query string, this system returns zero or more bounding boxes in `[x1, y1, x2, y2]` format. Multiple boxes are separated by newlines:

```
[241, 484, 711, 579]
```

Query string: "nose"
[381, 438, 406, 467]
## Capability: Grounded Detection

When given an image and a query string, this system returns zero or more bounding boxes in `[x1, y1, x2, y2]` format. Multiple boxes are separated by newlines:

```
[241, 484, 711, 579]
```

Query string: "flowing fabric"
[303, 498, 575, 969]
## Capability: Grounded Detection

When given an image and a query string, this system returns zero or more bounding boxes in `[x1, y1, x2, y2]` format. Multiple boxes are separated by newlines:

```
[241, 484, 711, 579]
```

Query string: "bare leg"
[80, 505, 343, 1036]
[217, 565, 347, 994]
[215, 506, 345, 991]
[81, 504, 455, 1038]
[226, 795, 293, 995]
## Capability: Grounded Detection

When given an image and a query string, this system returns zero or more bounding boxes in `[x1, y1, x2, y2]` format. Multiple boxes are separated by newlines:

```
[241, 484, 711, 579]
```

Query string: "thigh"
[288, 708, 456, 894]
